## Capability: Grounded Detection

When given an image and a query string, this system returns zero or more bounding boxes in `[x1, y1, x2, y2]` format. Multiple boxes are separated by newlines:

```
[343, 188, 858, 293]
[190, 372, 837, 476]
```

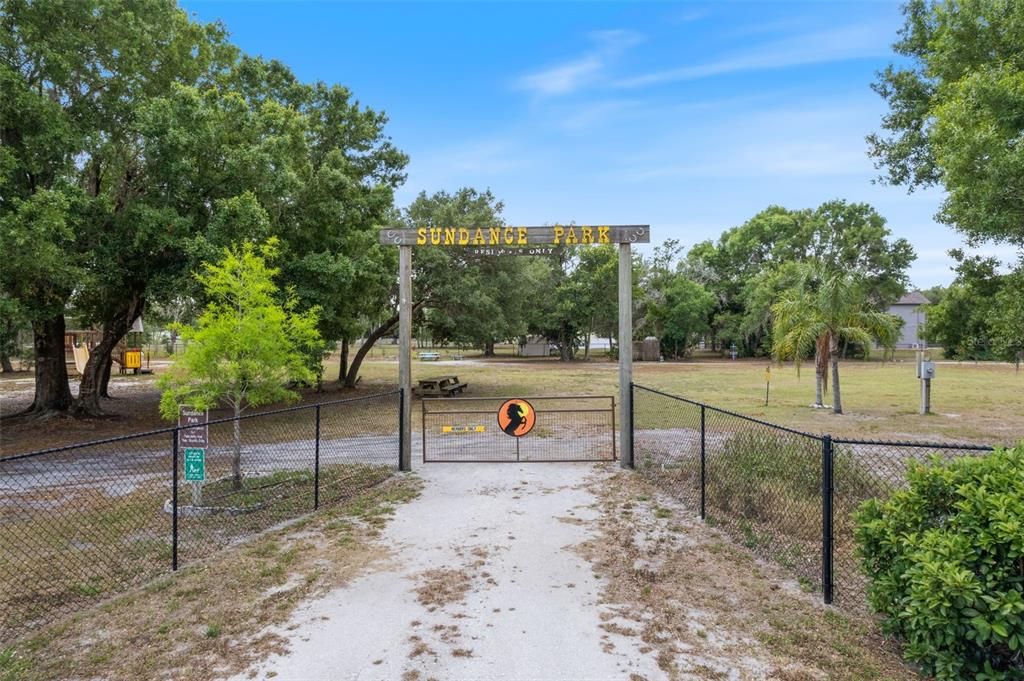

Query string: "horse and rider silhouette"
[502, 402, 526, 436]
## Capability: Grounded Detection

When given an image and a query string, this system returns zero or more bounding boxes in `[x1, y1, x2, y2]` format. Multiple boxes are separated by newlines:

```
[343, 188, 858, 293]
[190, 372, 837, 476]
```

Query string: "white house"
[887, 291, 930, 348]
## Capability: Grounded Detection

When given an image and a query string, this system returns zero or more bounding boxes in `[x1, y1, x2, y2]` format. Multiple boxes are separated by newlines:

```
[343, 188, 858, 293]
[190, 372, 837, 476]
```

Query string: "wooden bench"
[418, 351, 441, 361]
[415, 375, 469, 397]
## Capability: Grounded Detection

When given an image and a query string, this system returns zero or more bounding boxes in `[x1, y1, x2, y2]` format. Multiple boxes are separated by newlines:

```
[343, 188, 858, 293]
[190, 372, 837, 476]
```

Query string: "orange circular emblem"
[497, 399, 536, 437]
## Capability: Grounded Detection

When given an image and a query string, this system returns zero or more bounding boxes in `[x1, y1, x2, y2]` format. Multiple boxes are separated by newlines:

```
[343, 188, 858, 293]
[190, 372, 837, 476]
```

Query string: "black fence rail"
[631, 383, 997, 610]
[0, 390, 400, 645]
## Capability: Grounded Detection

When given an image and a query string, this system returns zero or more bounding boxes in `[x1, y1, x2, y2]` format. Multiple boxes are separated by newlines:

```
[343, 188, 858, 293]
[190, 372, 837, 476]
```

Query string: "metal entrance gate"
[421, 396, 616, 462]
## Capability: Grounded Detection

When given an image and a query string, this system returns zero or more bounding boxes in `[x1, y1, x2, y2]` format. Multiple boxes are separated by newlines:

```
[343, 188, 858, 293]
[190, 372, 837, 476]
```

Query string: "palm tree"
[771, 266, 901, 414]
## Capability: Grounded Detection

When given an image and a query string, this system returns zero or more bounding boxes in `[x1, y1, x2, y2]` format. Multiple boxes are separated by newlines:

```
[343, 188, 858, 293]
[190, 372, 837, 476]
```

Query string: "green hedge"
[854, 444, 1024, 680]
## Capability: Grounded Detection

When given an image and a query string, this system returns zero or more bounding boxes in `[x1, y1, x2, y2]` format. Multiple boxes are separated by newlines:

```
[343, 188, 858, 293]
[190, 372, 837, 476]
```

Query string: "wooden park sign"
[379, 225, 650, 247]
[382, 224, 650, 472]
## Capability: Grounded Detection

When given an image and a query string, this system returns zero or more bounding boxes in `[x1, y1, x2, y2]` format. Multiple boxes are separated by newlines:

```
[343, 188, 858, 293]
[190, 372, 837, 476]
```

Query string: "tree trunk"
[484, 340, 495, 357]
[338, 338, 349, 383]
[559, 323, 573, 361]
[99, 354, 113, 398]
[830, 337, 843, 415]
[0, 315, 15, 372]
[75, 295, 143, 416]
[345, 302, 424, 388]
[27, 313, 74, 415]
[232, 402, 243, 490]
[813, 335, 829, 408]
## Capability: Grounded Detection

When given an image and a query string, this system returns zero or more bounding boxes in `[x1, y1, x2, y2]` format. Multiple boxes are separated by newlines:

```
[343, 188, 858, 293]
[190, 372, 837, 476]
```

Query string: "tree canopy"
[868, 0, 1024, 248]
[158, 240, 322, 488]
[1, 0, 405, 414]
[685, 200, 915, 355]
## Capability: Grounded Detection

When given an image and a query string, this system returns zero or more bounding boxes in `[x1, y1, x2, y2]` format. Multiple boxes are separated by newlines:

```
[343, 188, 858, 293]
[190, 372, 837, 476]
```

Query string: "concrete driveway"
[233, 461, 660, 681]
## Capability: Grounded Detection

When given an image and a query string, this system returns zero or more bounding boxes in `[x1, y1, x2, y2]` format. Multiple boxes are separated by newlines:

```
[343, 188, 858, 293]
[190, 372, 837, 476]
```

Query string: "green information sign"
[184, 448, 206, 482]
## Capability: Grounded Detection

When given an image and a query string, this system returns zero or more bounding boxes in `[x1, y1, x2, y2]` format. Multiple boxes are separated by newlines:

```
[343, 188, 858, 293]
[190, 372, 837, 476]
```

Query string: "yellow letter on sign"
[416, 228, 427, 245]
[552, 226, 564, 244]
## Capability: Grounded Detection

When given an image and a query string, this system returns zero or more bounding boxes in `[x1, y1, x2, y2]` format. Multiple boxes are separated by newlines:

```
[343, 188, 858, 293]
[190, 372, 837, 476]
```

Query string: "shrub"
[854, 444, 1024, 679]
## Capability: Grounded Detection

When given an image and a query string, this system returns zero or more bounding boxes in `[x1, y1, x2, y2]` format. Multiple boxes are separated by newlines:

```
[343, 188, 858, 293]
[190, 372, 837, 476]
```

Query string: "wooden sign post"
[380, 224, 650, 470]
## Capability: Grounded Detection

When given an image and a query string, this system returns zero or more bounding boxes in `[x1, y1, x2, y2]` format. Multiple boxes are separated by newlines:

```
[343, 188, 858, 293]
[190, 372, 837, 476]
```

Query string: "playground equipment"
[64, 317, 151, 377]
[71, 343, 91, 375]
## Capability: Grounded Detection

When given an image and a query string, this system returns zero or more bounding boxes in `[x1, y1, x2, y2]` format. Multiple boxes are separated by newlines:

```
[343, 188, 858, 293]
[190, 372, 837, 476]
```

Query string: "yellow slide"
[72, 344, 90, 374]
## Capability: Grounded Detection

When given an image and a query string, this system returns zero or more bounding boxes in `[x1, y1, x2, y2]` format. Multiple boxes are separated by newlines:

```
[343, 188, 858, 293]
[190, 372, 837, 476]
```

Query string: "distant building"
[521, 335, 555, 357]
[888, 291, 930, 348]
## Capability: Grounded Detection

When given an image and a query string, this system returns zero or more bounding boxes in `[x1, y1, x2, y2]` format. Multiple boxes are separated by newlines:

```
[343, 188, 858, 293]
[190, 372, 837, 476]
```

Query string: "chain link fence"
[0, 390, 400, 644]
[631, 384, 997, 610]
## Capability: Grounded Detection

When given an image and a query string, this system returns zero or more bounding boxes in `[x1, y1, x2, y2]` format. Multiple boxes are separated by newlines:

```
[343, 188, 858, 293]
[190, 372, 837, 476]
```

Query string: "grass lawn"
[0, 476, 422, 681]
[0, 462, 395, 644]
[3, 349, 1019, 453]
[337, 352, 1023, 445]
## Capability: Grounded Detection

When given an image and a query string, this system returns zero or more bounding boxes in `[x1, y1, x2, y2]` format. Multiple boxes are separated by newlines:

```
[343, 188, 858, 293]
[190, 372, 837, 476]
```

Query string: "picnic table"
[418, 351, 441, 361]
[415, 375, 468, 397]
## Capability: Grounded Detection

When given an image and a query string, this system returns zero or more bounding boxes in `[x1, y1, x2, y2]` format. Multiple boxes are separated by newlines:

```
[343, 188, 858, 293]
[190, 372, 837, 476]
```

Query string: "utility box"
[917, 360, 936, 379]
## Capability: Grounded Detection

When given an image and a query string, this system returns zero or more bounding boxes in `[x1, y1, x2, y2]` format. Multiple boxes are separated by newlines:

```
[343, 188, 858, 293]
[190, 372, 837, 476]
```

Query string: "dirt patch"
[414, 569, 473, 610]
[3, 476, 423, 681]
[576, 470, 915, 680]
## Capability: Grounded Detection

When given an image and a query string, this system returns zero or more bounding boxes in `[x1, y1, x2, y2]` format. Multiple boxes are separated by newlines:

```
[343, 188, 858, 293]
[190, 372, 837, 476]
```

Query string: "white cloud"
[517, 55, 605, 96]
[669, 8, 711, 25]
[554, 98, 644, 132]
[397, 136, 537, 205]
[615, 23, 892, 88]
[515, 29, 643, 96]
[606, 100, 880, 183]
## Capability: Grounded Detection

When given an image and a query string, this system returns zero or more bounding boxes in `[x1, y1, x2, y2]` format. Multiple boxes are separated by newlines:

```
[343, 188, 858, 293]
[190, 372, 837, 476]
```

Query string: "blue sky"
[182, 1, 1015, 287]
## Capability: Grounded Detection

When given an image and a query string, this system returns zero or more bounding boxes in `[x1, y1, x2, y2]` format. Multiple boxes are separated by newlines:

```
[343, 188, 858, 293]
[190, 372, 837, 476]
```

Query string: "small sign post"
[178, 406, 208, 447]
[184, 448, 206, 481]
[764, 365, 771, 407]
[178, 407, 208, 505]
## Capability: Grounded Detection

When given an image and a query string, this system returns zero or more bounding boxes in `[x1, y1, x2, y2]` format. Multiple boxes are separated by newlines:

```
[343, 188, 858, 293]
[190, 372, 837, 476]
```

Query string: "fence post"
[398, 389, 407, 471]
[700, 404, 706, 521]
[822, 434, 834, 605]
[628, 385, 634, 468]
[314, 404, 321, 511]
[172, 427, 179, 572]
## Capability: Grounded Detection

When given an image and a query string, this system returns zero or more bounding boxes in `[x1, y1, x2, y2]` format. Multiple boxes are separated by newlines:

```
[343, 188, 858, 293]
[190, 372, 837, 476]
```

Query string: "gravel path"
[232, 462, 661, 680]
